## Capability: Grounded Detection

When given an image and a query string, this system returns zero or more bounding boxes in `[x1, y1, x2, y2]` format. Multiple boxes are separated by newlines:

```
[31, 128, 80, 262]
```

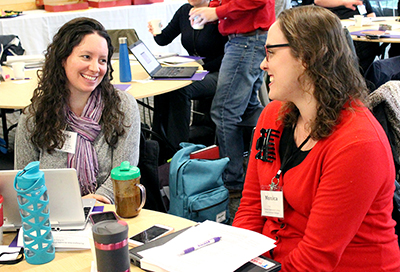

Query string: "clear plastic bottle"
[14, 161, 55, 265]
[119, 37, 132, 82]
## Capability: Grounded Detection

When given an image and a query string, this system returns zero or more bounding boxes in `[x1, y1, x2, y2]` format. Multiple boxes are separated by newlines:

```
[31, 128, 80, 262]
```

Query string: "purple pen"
[179, 236, 221, 255]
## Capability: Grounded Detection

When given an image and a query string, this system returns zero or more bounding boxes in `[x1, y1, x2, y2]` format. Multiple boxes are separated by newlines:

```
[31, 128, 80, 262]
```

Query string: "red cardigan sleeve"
[233, 101, 282, 234]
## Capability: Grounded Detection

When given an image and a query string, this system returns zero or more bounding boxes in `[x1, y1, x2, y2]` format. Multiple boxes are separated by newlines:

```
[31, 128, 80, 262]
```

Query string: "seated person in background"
[15, 17, 141, 204]
[314, 0, 380, 74]
[148, 0, 227, 160]
[388, 0, 400, 58]
[364, 55, 400, 92]
[233, 6, 400, 271]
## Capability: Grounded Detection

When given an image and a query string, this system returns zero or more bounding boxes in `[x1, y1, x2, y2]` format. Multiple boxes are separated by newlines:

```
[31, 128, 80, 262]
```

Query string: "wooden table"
[0, 206, 196, 271]
[0, 60, 197, 149]
[0, 61, 195, 110]
[343, 16, 400, 43]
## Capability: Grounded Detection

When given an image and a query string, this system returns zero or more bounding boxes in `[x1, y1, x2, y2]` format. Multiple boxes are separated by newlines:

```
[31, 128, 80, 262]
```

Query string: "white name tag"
[261, 190, 284, 218]
[55, 131, 77, 154]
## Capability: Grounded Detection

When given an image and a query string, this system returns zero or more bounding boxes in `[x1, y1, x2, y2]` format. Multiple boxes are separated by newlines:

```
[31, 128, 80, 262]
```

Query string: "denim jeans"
[210, 33, 267, 188]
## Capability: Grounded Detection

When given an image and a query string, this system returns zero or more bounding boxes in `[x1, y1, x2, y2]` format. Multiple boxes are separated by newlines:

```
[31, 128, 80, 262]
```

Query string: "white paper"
[0, 246, 22, 261]
[153, 52, 179, 59]
[138, 220, 276, 272]
[51, 231, 91, 251]
[17, 227, 91, 251]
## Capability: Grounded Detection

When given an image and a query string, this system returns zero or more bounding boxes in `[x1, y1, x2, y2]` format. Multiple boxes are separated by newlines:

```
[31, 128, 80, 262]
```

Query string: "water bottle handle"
[135, 183, 146, 211]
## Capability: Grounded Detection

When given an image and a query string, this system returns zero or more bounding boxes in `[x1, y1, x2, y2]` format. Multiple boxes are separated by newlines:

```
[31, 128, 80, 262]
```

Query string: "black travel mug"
[92, 220, 130, 272]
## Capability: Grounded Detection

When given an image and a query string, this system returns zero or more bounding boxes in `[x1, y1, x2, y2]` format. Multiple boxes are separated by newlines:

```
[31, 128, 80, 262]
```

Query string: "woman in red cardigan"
[233, 5, 400, 271]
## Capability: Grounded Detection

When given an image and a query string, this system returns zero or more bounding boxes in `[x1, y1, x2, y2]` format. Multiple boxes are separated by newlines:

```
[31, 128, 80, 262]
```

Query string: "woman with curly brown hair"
[15, 17, 140, 204]
[233, 6, 400, 271]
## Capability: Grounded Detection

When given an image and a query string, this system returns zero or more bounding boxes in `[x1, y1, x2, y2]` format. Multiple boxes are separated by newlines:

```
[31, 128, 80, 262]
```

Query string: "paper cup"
[354, 15, 363, 27]
[12, 62, 25, 79]
[192, 16, 204, 30]
[150, 19, 162, 35]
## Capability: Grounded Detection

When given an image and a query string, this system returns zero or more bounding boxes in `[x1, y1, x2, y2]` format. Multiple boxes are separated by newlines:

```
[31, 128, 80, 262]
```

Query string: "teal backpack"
[168, 143, 230, 223]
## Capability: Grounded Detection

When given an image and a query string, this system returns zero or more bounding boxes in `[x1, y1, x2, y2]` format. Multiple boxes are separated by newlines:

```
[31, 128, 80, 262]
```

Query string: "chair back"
[368, 80, 400, 247]
[0, 35, 25, 64]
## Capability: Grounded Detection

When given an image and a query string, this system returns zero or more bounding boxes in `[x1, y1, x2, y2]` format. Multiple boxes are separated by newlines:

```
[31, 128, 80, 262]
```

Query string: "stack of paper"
[5, 55, 45, 69]
[137, 220, 276, 272]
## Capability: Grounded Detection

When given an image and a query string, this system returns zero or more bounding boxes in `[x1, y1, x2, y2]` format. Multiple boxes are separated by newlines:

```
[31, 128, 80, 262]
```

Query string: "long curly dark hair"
[277, 6, 368, 140]
[26, 17, 125, 152]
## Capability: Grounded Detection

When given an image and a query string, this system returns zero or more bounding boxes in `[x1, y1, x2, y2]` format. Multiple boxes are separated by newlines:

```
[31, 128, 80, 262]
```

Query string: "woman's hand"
[148, 21, 162, 36]
[83, 193, 111, 204]
[147, 21, 155, 35]
[189, 7, 218, 26]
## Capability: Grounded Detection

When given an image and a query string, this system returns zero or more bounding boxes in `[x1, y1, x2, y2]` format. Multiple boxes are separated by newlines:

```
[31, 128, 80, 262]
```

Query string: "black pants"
[152, 72, 218, 161]
[354, 41, 381, 75]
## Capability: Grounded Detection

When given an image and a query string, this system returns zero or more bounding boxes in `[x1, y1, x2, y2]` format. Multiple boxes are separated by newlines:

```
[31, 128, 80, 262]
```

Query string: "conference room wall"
[0, 1, 187, 56]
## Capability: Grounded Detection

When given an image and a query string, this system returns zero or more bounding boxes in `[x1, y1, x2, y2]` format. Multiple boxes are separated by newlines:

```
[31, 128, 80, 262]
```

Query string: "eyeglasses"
[265, 43, 290, 62]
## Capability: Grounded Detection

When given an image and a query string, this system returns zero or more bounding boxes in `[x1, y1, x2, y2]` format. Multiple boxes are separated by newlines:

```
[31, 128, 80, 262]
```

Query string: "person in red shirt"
[188, 0, 275, 192]
[233, 5, 400, 271]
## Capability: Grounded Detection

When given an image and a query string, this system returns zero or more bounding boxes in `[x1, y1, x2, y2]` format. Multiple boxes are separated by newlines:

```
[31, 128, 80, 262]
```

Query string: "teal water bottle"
[119, 37, 132, 82]
[14, 161, 55, 265]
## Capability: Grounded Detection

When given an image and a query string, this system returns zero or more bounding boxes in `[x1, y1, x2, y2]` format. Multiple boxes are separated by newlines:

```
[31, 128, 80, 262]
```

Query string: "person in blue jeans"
[148, 0, 227, 162]
[189, 0, 275, 191]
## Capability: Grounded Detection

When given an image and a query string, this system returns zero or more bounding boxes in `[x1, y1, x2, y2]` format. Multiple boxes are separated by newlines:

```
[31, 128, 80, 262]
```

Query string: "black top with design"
[154, 3, 228, 73]
[279, 126, 311, 178]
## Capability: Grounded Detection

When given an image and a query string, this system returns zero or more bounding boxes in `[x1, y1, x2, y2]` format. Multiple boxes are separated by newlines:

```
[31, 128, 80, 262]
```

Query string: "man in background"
[189, 0, 275, 192]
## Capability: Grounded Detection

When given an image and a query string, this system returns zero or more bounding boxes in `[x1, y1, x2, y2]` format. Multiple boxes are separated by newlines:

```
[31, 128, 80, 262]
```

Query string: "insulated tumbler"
[92, 220, 130, 272]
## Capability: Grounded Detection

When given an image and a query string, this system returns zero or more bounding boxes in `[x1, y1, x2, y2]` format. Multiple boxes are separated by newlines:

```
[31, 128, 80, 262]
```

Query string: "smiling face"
[260, 22, 306, 103]
[63, 33, 108, 98]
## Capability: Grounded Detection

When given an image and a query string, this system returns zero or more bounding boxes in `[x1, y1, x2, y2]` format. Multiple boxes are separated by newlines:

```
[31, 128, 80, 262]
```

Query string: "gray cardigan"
[14, 90, 141, 203]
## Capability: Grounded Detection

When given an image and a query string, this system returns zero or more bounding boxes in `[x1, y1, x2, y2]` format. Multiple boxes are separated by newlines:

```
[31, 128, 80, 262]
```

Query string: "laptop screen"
[129, 40, 161, 75]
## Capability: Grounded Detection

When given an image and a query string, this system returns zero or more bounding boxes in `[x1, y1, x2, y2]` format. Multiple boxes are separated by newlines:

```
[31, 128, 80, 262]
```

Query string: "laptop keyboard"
[157, 67, 185, 77]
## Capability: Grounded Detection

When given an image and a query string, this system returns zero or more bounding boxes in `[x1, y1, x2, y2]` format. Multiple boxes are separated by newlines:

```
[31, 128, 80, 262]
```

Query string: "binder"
[189, 145, 220, 160]
[129, 227, 281, 272]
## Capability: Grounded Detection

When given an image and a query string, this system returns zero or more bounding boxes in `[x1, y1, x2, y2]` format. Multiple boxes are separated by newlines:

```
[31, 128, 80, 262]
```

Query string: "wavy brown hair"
[26, 17, 126, 152]
[277, 6, 368, 140]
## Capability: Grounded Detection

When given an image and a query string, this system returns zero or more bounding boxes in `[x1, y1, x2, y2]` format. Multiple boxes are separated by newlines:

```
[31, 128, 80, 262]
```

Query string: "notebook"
[0, 168, 96, 231]
[128, 40, 198, 78]
[129, 227, 281, 272]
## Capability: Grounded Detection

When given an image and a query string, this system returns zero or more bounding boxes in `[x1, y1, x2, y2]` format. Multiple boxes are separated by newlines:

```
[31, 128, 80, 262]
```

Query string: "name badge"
[55, 131, 77, 154]
[261, 190, 284, 218]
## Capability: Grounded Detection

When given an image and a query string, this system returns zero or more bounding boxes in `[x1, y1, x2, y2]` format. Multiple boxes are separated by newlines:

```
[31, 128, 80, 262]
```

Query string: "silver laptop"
[128, 40, 198, 78]
[0, 168, 96, 231]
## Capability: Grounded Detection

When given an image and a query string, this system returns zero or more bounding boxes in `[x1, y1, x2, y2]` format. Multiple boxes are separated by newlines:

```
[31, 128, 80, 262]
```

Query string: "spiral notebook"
[0, 168, 95, 231]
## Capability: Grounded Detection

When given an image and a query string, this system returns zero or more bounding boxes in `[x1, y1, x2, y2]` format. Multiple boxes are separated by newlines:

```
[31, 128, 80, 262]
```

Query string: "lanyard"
[0, 247, 24, 265]
[270, 132, 311, 191]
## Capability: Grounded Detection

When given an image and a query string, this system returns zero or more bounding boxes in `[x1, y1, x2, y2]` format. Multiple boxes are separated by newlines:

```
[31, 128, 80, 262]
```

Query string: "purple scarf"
[66, 88, 104, 195]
